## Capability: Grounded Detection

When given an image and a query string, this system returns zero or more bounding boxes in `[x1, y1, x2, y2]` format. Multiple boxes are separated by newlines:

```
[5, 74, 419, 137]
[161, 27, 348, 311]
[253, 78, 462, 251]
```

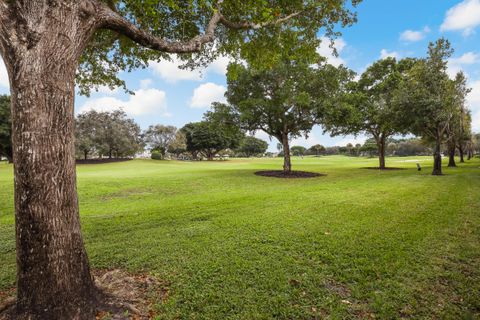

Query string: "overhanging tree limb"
[97, 1, 303, 54]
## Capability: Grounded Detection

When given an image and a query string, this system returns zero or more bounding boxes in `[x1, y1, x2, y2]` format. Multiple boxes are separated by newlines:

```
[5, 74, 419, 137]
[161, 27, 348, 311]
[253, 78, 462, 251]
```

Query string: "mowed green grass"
[1, 156, 479, 319]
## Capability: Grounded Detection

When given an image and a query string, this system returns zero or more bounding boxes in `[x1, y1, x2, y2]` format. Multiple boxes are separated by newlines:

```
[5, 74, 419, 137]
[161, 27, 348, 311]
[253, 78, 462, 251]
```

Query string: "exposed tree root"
[0, 269, 168, 320]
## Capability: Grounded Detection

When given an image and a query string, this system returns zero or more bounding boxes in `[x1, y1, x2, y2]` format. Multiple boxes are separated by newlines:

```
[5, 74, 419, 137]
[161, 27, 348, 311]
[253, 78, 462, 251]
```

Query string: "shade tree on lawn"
[466, 133, 479, 160]
[181, 120, 243, 160]
[236, 136, 269, 157]
[291, 145, 307, 156]
[322, 57, 416, 169]
[143, 124, 178, 159]
[75, 110, 143, 159]
[308, 144, 326, 156]
[225, 59, 353, 174]
[395, 38, 468, 175]
[167, 131, 188, 159]
[444, 72, 472, 166]
[75, 110, 100, 160]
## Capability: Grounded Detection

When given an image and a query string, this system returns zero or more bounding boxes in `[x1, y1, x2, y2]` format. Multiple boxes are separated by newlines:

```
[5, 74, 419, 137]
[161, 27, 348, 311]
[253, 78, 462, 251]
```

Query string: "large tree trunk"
[432, 138, 443, 176]
[1, 2, 99, 319]
[281, 133, 291, 174]
[448, 142, 456, 167]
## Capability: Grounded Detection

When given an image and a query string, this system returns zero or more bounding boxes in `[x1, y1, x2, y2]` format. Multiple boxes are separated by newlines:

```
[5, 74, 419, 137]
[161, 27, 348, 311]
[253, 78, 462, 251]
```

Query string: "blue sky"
[1, 0, 480, 151]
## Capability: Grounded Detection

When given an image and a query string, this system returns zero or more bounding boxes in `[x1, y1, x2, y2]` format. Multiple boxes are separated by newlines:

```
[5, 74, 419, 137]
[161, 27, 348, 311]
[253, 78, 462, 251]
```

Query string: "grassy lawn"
[1, 156, 479, 319]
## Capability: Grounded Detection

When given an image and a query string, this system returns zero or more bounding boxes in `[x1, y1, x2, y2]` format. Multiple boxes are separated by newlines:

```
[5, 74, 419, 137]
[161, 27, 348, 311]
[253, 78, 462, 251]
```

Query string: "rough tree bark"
[0, 2, 100, 319]
[281, 133, 291, 174]
[458, 144, 465, 163]
[375, 134, 386, 170]
[448, 142, 456, 167]
[432, 136, 443, 176]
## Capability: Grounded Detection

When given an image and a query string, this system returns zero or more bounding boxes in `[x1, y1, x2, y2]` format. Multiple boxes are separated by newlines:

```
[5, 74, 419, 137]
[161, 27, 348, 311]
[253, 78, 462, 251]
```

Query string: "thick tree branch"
[0, 0, 13, 53]
[97, 3, 221, 53]
[218, 11, 302, 30]
[96, 1, 302, 54]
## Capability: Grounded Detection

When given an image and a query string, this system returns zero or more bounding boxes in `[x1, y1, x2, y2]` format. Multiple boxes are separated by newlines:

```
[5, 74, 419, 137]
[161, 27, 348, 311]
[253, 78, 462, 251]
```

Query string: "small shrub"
[151, 151, 163, 160]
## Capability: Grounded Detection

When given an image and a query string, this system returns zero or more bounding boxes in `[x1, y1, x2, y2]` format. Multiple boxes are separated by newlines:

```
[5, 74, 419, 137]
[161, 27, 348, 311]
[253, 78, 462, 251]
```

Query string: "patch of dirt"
[76, 158, 133, 165]
[94, 269, 169, 319]
[324, 280, 351, 299]
[254, 170, 325, 179]
[0, 269, 169, 320]
[0, 288, 15, 318]
[361, 167, 407, 171]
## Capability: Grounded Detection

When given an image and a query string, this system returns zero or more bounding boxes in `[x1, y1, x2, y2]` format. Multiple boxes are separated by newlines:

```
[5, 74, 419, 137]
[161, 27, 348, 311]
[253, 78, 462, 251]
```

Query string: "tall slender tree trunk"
[281, 133, 291, 174]
[1, 2, 99, 319]
[432, 137, 443, 176]
[376, 136, 386, 170]
[84, 150, 88, 160]
[458, 144, 465, 163]
[448, 142, 456, 167]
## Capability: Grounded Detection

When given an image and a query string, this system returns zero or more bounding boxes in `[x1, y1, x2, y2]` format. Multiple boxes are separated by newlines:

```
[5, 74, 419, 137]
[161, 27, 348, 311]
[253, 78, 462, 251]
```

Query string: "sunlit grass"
[0, 156, 479, 318]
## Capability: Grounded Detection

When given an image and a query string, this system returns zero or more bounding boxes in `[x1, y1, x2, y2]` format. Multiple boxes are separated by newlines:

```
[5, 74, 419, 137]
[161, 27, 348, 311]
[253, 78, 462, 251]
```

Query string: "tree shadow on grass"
[360, 167, 407, 171]
[254, 170, 326, 178]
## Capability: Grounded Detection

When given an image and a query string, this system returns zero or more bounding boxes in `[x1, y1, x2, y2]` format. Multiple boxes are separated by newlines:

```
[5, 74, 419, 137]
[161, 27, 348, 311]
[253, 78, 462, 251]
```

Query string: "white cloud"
[441, 0, 480, 36]
[140, 78, 153, 89]
[291, 134, 323, 148]
[78, 88, 168, 116]
[316, 37, 347, 67]
[468, 80, 480, 131]
[337, 135, 367, 147]
[0, 58, 9, 89]
[207, 56, 231, 75]
[448, 52, 480, 78]
[149, 55, 232, 83]
[380, 49, 400, 59]
[189, 82, 226, 108]
[94, 85, 118, 95]
[150, 57, 203, 83]
[400, 26, 430, 42]
[451, 52, 480, 65]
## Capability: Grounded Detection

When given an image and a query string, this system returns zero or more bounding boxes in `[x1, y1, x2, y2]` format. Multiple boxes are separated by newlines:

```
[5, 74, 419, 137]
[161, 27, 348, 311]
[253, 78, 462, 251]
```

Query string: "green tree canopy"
[181, 120, 243, 160]
[75, 110, 143, 159]
[76, 0, 361, 95]
[291, 145, 306, 156]
[395, 38, 463, 175]
[144, 124, 178, 158]
[236, 136, 269, 157]
[322, 57, 416, 168]
[308, 144, 326, 156]
[225, 59, 353, 173]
